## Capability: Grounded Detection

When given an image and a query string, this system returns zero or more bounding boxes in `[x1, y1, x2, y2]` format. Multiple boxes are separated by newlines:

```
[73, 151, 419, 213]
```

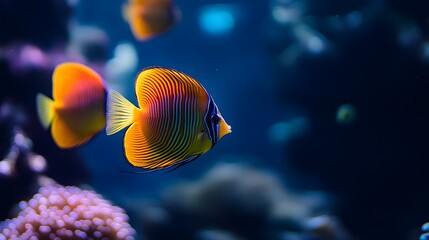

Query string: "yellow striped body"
[107, 67, 231, 171]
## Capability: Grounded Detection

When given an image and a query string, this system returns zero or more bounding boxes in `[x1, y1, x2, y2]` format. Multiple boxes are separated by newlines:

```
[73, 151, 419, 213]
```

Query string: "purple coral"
[0, 180, 135, 240]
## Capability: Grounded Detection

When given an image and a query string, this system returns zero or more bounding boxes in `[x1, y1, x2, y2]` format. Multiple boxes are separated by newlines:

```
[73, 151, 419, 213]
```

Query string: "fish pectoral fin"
[36, 93, 55, 129]
[106, 90, 137, 135]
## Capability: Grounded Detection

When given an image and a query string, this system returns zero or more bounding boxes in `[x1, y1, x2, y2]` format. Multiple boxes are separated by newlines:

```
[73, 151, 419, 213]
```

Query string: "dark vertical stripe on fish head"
[204, 95, 221, 146]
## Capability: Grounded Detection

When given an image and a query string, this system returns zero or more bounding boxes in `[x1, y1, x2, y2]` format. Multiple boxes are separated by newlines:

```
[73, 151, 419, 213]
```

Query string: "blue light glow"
[199, 5, 235, 36]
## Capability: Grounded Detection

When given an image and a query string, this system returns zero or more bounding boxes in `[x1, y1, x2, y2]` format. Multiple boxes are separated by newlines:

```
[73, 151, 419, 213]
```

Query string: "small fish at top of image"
[122, 0, 181, 41]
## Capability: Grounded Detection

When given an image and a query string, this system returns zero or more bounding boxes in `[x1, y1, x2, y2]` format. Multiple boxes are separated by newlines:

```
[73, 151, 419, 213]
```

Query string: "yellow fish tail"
[36, 93, 55, 129]
[106, 90, 138, 135]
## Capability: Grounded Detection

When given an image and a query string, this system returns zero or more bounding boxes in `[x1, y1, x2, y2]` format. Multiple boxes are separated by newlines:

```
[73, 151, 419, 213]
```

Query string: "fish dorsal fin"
[53, 62, 104, 105]
[51, 114, 94, 148]
[134, 67, 208, 109]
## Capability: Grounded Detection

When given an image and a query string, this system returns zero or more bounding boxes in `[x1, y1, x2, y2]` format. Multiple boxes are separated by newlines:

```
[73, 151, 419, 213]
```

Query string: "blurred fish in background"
[36, 63, 107, 148]
[122, 0, 181, 41]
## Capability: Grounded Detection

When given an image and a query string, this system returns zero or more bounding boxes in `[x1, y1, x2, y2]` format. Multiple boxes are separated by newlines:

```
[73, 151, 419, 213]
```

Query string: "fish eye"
[210, 114, 221, 124]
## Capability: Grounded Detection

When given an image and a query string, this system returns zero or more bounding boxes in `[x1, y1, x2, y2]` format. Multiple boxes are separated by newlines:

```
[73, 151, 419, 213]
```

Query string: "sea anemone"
[0, 178, 135, 240]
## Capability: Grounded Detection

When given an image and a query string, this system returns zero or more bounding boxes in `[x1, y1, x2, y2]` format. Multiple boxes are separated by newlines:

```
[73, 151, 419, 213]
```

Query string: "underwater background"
[1, 0, 429, 239]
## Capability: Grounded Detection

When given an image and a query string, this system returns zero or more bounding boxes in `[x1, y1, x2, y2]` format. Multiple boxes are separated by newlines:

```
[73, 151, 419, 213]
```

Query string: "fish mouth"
[218, 120, 231, 139]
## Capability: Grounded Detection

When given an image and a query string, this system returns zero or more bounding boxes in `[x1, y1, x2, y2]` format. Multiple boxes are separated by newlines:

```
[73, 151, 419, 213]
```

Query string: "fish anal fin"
[124, 122, 201, 171]
[36, 93, 55, 129]
[51, 115, 93, 148]
[123, 122, 151, 168]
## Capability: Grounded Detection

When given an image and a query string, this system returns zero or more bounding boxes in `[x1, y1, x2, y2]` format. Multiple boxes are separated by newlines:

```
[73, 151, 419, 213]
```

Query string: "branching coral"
[0, 177, 136, 240]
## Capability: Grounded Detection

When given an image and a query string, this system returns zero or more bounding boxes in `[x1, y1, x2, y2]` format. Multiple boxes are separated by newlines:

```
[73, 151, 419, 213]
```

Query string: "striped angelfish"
[107, 67, 231, 171]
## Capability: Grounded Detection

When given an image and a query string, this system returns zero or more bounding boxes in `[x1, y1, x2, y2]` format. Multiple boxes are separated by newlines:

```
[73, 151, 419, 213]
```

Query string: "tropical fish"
[36, 63, 106, 148]
[106, 67, 231, 171]
[122, 0, 181, 41]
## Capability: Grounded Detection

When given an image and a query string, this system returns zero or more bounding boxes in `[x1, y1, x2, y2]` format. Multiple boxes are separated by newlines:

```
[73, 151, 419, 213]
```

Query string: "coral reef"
[0, 177, 136, 240]
[133, 163, 351, 240]
[0, 0, 92, 222]
[0, 101, 90, 220]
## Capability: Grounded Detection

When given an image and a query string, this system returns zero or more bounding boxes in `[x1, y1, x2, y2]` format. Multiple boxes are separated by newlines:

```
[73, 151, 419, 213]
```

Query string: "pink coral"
[0, 181, 135, 240]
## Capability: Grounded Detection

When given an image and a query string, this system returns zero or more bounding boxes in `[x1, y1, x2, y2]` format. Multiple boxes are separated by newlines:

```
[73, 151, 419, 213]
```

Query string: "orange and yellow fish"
[36, 63, 107, 148]
[107, 67, 231, 171]
[123, 0, 181, 41]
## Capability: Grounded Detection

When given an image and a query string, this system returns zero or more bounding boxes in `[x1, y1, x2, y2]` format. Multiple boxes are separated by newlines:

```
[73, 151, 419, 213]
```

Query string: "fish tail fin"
[106, 90, 138, 135]
[36, 93, 55, 129]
